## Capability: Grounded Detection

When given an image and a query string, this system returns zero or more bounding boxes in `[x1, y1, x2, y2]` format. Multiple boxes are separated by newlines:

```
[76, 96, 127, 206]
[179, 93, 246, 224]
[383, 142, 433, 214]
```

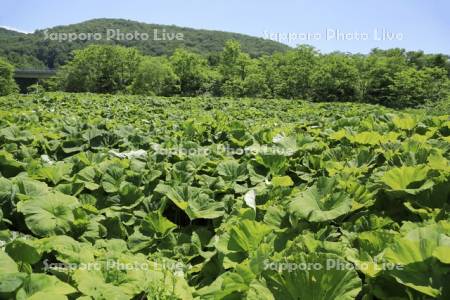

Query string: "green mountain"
[0, 27, 26, 38]
[0, 18, 290, 69]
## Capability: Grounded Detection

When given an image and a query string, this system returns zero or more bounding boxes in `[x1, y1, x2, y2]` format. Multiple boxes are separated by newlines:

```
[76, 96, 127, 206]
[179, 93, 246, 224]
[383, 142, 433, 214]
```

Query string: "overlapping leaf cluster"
[0, 92, 449, 299]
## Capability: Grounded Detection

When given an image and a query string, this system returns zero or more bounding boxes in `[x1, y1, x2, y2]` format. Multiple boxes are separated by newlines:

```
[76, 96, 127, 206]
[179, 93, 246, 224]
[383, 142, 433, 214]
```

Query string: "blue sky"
[1, 0, 449, 54]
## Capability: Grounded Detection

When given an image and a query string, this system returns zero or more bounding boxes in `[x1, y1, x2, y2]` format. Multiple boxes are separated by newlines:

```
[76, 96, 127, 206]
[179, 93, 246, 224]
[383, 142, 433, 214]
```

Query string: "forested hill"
[0, 18, 290, 68]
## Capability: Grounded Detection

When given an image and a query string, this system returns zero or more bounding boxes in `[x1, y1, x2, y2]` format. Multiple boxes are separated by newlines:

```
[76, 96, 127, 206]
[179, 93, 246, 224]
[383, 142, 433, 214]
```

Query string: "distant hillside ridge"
[0, 18, 291, 68]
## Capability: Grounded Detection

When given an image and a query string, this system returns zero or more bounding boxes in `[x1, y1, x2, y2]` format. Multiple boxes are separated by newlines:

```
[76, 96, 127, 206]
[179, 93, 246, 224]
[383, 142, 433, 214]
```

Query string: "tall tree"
[219, 40, 253, 97]
[130, 57, 179, 96]
[362, 50, 408, 106]
[170, 49, 209, 96]
[271, 45, 319, 99]
[57, 45, 142, 93]
[0, 57, 18, 96]
[310, 53, 361, 102]
[388, 67, 449, 108]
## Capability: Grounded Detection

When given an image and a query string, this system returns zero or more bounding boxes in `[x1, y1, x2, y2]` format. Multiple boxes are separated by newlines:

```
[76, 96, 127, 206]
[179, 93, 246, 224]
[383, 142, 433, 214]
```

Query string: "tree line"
[1, 41, 449, 108]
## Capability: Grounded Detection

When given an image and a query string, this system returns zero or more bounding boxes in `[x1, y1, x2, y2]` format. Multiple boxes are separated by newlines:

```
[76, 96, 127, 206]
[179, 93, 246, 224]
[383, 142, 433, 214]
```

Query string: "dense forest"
[0, 18, 290, 68]
[0, 18, 449, 109]
[43, 43, 450, 108]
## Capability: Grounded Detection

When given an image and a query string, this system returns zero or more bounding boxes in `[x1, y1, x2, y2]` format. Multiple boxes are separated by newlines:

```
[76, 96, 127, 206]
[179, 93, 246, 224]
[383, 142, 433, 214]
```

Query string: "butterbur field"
[0, 93, 449, 299]
[0, 1, 450, 299]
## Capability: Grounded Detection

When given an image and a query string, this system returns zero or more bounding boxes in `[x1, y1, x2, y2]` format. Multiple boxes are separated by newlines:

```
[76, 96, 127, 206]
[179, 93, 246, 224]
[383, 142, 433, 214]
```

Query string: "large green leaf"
[264, 253, 361, 300]
[14, 178, 49, 200]
[36, 235, 95, 264]
[15, 274, 77, 300]
[348, 131, 383, 145]
[392, 114, 418, 131]
[433, 245, 450, 264]
[0, 177, 13, 203]
[0, 252, 27, 293]
[17, 192, 80, 236]
[155, 184, 224, 219]
[383, 223, 450, 297]
[289, 177, 352, 222]
[186, 189, 225, 219]
[5, 239, 41, 264]
[0, 150, 25, 177]
[217, 160, 248, 182]
[228, 220, 273, 252]
[0, 273, 27, 294]
[72, 270, 129, 300]
[101, 165, 125, 193]
[154, 183, 189, 210]
[0, 126, 32, 143]
[381, 165, 433, 195]
[118, 181, 144, 205]
[36, 162, 73, 185]
[194, 263, 259, 299]
[272, 175, 294, 187]
[427, 152, 450, 172]
[142, 212, 177, 236]
[74, 166, 100, 190]
[0, 251, 18, 273]
[255, 154, 288, 175]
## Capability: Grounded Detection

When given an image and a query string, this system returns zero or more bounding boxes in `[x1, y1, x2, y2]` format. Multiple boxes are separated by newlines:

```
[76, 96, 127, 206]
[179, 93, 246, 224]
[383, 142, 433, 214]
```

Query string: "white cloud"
[0, 25, 32, 34]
